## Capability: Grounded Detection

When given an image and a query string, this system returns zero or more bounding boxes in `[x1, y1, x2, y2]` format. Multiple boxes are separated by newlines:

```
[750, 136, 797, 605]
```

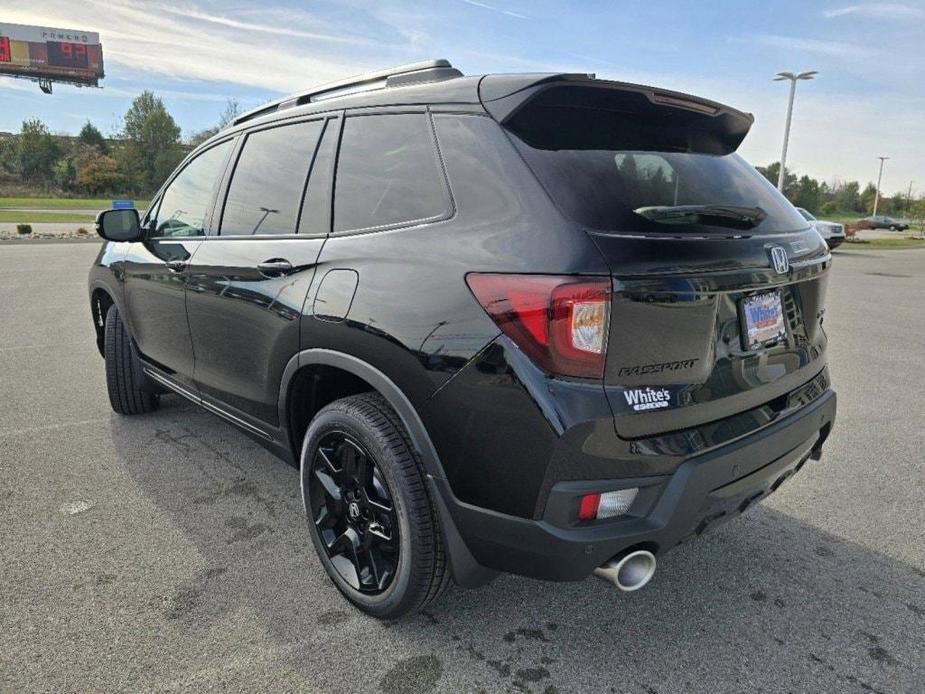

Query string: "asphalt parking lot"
[1, 242, 923, 693]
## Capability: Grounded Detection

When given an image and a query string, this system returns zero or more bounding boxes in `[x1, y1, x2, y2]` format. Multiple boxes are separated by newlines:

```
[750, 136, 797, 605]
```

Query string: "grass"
[0, 210, 96, 223]
[824, 212, 862, 225]
[838, 237, 925, 250]
[0, 197, 149, 210]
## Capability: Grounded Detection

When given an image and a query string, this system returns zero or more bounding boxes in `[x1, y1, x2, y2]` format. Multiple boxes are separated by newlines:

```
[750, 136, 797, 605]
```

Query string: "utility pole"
[873, 156, 889, 217]
[773, 70, 818, 191]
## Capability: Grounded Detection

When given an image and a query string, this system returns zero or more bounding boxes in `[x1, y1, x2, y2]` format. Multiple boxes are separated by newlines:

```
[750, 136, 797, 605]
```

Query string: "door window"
[220, 120, 324, 236]
[334, 113, 450, 233]
[299, 119, 338, 236]
[151, 140, 233, 237]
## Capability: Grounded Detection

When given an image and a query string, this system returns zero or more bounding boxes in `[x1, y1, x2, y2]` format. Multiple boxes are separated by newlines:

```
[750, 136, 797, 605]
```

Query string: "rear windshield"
[508, 107, 808, 235]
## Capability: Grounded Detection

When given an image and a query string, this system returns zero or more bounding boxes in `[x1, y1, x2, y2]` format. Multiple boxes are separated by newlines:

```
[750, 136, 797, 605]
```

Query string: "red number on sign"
[61, 42, 73, 58]
[75, 43, 87, 59]
[0, 37, 10, 63]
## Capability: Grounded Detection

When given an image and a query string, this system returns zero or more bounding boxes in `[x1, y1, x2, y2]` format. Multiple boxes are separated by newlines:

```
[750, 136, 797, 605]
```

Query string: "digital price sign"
[0, 22, 104, 88]
[47, 41, 90, 69]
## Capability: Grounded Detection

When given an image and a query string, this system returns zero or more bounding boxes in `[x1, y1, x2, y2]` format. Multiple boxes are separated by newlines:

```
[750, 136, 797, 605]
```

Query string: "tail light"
[466, 273, 610, 378]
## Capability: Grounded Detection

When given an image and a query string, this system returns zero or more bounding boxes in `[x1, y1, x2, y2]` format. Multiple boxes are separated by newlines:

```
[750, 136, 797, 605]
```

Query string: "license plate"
[741, 291, 786, 350]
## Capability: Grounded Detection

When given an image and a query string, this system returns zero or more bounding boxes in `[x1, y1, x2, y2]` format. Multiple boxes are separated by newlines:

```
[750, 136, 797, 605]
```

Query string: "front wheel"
[301, 393, 450, 619]
[103, 305, 159, 415]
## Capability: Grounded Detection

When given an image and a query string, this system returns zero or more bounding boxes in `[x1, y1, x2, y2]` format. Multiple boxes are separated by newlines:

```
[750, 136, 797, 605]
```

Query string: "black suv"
[90, 60, 836, 618]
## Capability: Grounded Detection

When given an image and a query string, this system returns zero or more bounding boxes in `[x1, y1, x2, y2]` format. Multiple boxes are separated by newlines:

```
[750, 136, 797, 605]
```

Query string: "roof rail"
[232, 59, 461, 127]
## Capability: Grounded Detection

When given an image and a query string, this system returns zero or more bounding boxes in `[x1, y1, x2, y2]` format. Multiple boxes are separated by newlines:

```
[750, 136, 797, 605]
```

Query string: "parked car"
[860, 215, 909, 231]
[796, 207, 846, 248]
[89, 60, 836, 618]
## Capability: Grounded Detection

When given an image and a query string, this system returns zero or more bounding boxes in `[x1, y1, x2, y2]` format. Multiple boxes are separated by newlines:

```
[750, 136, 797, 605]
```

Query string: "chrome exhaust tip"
[593, 549, 657, 592]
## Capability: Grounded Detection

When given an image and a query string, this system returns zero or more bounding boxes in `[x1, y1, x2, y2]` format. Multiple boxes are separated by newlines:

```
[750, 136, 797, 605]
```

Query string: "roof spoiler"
[479, 74, 754, 155]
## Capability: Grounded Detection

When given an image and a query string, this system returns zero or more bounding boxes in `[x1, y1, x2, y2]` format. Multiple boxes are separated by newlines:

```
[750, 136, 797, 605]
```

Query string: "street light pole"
[773, 70, 818, 191]
[873, 156, 889, 217]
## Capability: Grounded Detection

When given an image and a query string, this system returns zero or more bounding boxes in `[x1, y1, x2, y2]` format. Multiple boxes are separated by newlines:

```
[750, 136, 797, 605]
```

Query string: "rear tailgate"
[488, 74, 831, 438]
[593, 230, 830, 438]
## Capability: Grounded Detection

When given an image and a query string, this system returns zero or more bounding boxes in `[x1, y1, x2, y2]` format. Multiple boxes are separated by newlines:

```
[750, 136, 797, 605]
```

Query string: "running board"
[143, 367, 273, 441]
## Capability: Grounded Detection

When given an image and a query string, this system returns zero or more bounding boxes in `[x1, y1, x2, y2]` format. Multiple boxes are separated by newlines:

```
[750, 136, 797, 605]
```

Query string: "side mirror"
[95, 208, 142, 242]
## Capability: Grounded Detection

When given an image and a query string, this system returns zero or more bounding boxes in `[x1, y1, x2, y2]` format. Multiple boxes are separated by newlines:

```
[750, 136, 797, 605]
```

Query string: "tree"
[78, 121, 108, 154]
[834, 181, 861, 213]
[756, 162, 797, 198]
[75, 153, 124, 195]
[187, 98, 242, 147]
[792, 175, 822, 213]
[860, 182, 879, 214]
[122, 91, 182, 190]
[19, 119, 60, 183]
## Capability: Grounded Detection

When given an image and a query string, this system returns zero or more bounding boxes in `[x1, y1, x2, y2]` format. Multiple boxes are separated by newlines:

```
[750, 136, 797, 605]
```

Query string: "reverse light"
[466, 274, 610, 378]
[578, 489, 639, 521]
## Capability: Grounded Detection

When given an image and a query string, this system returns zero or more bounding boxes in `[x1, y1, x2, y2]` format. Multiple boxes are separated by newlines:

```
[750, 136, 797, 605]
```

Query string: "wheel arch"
[89, 280, 120, 357]
[279, 348, 496, 588]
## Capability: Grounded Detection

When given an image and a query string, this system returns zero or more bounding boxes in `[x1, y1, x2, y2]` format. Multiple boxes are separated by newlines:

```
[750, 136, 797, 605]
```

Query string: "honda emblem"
[769, 246, 789, 274]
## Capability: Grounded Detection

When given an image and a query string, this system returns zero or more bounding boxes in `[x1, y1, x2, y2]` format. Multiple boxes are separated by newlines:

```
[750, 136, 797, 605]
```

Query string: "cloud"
[458, 0, 528, 20]
[753, 34, 875, 57]
[824, 3, 925, 20]
[2, 0, 391, 92]
[151, 3, 382, 46]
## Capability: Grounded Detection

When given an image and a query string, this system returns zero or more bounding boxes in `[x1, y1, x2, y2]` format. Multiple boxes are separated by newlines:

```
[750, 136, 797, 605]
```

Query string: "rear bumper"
[438, 388, 835, 583]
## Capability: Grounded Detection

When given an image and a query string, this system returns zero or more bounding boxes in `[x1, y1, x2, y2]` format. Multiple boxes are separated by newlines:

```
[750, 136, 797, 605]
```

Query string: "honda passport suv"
[90, 60, 836, 619]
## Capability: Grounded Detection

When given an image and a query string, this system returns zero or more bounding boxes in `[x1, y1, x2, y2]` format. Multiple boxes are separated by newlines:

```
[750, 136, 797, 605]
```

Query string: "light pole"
[873, 156, 889, 217]
[773, 70, 818, 191]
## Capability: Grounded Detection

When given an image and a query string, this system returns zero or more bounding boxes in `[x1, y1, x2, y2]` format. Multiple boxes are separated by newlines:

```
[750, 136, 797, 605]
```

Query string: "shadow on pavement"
[110, 397, 924, 694]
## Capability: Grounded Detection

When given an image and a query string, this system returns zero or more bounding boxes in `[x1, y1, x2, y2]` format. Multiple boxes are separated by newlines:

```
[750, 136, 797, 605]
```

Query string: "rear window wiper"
[634, 205, 767, 230]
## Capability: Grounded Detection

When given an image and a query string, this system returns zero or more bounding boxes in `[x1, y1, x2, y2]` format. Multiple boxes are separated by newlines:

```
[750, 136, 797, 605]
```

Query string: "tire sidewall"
[300, 404, 418, 617]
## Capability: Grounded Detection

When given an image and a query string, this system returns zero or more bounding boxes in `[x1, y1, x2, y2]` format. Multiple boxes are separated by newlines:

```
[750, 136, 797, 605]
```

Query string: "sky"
[2, 0, 924, 195]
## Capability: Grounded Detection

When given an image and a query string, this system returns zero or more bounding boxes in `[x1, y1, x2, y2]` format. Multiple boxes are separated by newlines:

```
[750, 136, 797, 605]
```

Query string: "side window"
[151, 140, 233, 237]
[220, 120, 323, 236]
[334, 113, 449, 233]
[299, 119, 338, 236]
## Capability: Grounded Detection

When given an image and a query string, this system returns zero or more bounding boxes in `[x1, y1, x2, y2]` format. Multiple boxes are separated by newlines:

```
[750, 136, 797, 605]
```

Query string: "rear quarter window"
[334, 113, 450, 233]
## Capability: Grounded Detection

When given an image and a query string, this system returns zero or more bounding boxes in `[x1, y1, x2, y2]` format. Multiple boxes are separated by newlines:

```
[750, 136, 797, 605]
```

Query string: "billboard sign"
[0, 23, 104, 87]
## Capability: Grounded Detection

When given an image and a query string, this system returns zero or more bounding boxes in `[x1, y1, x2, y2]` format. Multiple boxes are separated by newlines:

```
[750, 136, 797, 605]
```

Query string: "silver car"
[797, 207, 846, 248]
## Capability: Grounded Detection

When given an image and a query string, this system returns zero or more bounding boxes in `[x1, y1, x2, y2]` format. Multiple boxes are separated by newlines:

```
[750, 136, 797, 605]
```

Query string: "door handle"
[257, 259, 294, 277]
[165, 260, 187, 272]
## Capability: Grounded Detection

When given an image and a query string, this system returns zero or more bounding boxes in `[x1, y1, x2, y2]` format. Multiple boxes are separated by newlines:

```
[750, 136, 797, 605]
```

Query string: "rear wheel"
[301, 393, 449, 618]
[104, 305, 159, 415]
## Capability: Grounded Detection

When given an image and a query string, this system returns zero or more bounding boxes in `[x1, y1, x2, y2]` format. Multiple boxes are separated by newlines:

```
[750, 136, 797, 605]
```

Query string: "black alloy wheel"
[308, 431, 399, 594]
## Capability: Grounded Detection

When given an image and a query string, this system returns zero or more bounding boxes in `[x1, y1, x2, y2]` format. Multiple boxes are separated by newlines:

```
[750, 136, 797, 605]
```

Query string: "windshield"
[512, 139, 808, 235]
[796, 207, 816, 222]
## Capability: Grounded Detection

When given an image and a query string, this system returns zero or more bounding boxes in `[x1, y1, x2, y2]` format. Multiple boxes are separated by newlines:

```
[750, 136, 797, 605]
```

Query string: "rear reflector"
[578, 489, 638, 521]
[466, 273, 610, 378]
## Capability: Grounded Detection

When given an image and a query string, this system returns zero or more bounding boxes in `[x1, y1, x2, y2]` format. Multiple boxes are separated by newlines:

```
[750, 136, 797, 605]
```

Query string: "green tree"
[19, 119, 60, 183]
[860, 183, 879, 214]
[122, 91, 182, 191]
[78, 121, 108, 154]
[756, 162, 797, 197]
[834, 181, 861, 213]
[792, 175, 822, 213]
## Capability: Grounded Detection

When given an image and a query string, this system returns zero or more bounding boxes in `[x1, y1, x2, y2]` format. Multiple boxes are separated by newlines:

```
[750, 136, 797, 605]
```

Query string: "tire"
[889, 225, 897, 231]
[103, 304, 159, 415]
[301, 393, 450, 619]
